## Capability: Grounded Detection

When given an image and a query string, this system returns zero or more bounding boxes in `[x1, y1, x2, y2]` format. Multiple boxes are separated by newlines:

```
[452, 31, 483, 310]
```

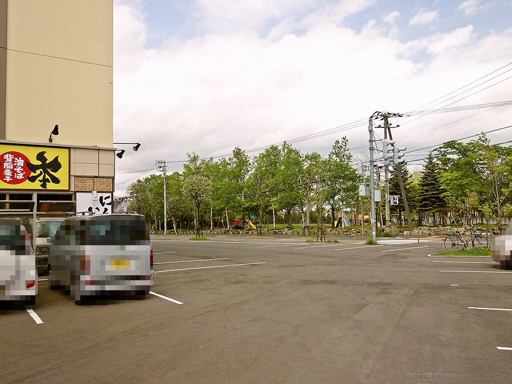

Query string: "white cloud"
[383, 10, 400, 37]
[194, 0, 314, 32]
[113, 1, 512, 193]
[459, 0, 479, 15]
[383, 11, 400, 24]
[426, 25, 474, 54]
[409, 9, 440, 26]
[458, 0, 496, 16]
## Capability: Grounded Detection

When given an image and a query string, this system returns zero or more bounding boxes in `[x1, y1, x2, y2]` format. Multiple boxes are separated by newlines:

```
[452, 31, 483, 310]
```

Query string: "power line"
[398, 62, 512, 127]
[415, 61, 512, 110]
[405, 124, 512, 154]
[403, 134, 512, 164]
[404, 100, 512, 116]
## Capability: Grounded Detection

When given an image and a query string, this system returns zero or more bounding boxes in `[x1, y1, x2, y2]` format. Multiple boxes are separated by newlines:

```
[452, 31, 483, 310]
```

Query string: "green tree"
[417, 153, 446, 225]
[471, 136, 512, 229]
[389, 161, 414, 226]
[247, 145, 282, 230]
[277, 143, 304, 227]
[437, 140, 485, 225]
[301, 152, 323, 227]
[324, 137, 359, 227]
[182, 174, 212, 236]
[227, 147, 250, 222]
[166, 172, 185, 234]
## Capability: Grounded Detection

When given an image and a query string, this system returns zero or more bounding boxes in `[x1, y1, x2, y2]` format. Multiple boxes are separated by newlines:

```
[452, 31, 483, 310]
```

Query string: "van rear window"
[0, 224, 27, 254]
[86, 217, 148, 245]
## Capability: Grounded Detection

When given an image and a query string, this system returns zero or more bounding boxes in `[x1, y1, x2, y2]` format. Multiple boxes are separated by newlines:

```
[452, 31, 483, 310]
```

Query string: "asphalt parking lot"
[1, 236, 511, 384]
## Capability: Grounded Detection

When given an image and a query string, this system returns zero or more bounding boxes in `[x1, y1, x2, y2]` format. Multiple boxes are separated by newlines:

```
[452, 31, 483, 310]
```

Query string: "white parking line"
[440, 270, 512, 274]
[149, 291, 183, 305]
[258, 244, 297, 249]
[380, 245, 430, 253]
[155, 262, 266, 273]
[293, 244, 343, 249]
[26, 309, 43, 325]
[432, 260, 496, 264]
[154, 251, 176, 254]
[449, 284, 459, 287]
[154, 258, 229, 265]
[38, 278, 48, 282]
[334, 245, 384, 251]
[468, 307, 512, 312]
[428, 254, 489, 258]
[497, 347, 512, 351]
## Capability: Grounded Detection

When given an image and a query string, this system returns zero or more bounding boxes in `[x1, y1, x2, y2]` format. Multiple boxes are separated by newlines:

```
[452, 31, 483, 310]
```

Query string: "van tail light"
[80, 255, 90, 273]
[26, 280, 35, 289]
[150, 248, 154, 269]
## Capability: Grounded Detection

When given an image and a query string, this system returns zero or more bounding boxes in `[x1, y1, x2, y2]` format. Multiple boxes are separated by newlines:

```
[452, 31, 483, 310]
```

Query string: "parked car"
[0, 218, 37, 307]
[491, 221, 512, 269]
[48, 214, 153, 304]
[33, 217, 65, 276]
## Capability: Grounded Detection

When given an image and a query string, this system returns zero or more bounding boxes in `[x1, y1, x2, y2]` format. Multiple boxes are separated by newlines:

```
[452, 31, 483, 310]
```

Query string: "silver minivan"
[0, 218, 37, 307]
[48, 214, 153, 304]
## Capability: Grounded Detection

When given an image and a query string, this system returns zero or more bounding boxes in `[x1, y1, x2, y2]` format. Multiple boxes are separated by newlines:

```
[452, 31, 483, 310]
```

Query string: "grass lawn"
[435, 247, 491, 256]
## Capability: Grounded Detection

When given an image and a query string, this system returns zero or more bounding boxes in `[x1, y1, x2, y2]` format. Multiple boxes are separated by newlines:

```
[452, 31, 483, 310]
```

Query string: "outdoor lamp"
[113, 142, 142, 153]
[116, 150, 125, 159]
[49, 124, 59, 143]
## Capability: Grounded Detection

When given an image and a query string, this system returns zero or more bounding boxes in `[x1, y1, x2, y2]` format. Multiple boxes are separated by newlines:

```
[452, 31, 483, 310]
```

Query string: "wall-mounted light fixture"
[114, 142, 141, 152]
[49, 124, 59, 143]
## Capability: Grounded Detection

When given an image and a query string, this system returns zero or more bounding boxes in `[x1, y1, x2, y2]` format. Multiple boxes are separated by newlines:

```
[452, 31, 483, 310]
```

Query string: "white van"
[0, 218, 37, 307]
[48, 214, 153, 304]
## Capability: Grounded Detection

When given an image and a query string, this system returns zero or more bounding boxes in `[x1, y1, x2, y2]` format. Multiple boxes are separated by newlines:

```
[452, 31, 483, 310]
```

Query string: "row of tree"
[127, 134, 512, 232]
[128, 139, 359, 233]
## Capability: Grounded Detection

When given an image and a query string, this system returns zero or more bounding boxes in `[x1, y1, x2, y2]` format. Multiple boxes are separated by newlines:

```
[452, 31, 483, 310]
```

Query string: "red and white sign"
[0, 151, 31, 185]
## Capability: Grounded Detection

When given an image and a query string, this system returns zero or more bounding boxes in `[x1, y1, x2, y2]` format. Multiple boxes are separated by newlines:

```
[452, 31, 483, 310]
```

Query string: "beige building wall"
[2, 0, 113, 147]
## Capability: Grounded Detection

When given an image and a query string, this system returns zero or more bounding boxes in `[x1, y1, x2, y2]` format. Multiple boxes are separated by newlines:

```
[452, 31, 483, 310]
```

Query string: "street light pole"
[156, 160, 168, 235]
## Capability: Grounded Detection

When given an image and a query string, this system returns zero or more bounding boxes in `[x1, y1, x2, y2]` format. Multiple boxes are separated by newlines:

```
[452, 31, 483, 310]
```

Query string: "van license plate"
[109, 260, 131, 271]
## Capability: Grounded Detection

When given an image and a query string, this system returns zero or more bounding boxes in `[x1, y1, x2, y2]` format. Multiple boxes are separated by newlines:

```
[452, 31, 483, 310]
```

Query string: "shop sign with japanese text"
[0, 144, 69, 190]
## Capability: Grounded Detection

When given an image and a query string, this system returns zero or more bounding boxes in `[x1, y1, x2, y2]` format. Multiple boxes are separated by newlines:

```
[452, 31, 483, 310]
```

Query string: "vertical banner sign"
[0, 144, 69, 190]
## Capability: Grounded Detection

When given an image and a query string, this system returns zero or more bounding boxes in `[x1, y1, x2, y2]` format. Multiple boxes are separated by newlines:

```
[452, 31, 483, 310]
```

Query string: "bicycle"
[467, 227, 487, 248]
[444, 228, 488, 251]
[444, 231, 467, 251]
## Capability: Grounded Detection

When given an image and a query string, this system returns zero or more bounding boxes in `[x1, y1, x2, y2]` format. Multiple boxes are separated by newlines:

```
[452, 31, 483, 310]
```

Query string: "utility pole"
[394, 147, 412, 228]
[156, 160, 168, 235]
[383, 116, 392, 227]
[368, 114, 377, 243]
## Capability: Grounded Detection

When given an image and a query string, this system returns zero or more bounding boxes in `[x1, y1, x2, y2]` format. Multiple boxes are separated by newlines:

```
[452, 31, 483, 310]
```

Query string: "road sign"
[375, 190, 381, 202]
[359, 184, 366, 196]
[389, 195, 399, 206]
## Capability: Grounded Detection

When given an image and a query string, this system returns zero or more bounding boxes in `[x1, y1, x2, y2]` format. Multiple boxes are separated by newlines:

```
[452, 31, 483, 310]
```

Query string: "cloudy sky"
[113, 0, 512, 194]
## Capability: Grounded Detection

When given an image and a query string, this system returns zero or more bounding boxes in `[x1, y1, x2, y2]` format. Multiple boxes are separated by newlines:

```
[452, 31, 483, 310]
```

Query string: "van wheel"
[500, 261, 512, 270]
[24, 296, 36, 309]
[135, 289, 149, 300]
[49, 278, 60, 290]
